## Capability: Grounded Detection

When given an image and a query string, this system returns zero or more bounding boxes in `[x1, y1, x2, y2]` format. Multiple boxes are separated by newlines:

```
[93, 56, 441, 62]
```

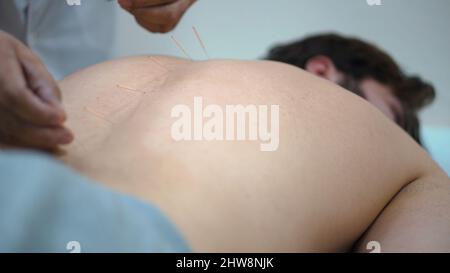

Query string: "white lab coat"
[0, 0, 117, 80]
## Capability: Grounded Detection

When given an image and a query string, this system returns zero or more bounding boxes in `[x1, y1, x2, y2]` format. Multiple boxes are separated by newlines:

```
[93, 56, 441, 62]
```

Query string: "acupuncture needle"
[171, 35, 193, 60]
[116, 84, 147, 94]
[84, 106, 114, 124]
[192, 26, 210, 59]
[147, 56, 170, 72]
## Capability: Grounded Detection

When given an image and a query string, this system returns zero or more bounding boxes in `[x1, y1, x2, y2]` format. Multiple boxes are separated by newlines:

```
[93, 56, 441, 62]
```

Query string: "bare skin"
[58, 56, 450, 252]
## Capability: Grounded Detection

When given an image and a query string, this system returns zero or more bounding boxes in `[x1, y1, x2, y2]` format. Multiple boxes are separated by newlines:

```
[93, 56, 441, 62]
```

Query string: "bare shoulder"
[151, 56, 442, 210]
[147, 58, 444, 250]
[56, 56, 446, 251]
[162, 57, 436, 174]
[59, 55, 440, 182]
[60, 55, 440, 183]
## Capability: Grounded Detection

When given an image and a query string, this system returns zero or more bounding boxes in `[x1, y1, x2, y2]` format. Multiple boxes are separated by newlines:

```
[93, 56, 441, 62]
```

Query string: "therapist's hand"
[118, 0, 196, 33]
[0, 31, 73, 150]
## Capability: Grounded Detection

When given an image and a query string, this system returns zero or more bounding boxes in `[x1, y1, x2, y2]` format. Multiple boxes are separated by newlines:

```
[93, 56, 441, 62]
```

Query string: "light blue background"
[423, 127, 450, 175]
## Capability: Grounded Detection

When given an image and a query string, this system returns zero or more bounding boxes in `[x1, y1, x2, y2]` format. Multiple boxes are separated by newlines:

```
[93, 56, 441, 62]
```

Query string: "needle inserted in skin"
[84, 106, 113, 124]
[147, 56, 170, 72]
[170, 35, 192, 60]
[116, 84, 147, 94]
[192, 26, 210, 59]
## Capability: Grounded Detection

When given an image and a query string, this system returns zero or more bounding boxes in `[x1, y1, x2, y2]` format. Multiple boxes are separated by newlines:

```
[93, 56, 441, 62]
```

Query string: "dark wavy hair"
[266, 33, 435, 145]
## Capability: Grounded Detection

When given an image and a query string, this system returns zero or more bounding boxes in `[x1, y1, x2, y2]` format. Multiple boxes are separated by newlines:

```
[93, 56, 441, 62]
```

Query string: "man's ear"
[305, 55, 343, 83]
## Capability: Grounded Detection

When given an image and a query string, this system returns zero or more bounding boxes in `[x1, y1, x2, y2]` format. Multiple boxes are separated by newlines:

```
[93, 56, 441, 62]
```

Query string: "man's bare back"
[58, 56, 450, 252]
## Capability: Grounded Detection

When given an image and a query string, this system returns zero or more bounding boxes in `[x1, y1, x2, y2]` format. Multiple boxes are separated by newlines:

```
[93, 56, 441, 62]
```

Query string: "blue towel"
[0, 150, 191, 253]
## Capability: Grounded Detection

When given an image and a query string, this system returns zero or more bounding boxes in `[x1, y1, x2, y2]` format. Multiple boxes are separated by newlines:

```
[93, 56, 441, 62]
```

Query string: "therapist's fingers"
[119, 0, 176, 10]
[0, 31, 73, 149]
[15, 39, 66, 122]
[0, 49, 64, 126]
[0, 107, 73, 149]
[132, 11, 177, 33]
[121, 0, 196, 33]
[0, 32, 66, 127]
